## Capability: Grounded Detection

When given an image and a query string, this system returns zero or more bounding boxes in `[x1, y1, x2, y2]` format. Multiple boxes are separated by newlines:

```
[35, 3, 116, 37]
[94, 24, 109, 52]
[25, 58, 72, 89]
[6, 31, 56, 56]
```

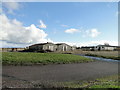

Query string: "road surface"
[2, 60, 118, 88]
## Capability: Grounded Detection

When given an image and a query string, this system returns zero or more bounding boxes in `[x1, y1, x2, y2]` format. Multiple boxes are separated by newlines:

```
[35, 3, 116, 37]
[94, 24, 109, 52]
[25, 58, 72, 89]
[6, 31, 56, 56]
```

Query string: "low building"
[81, 46, 94, 51]
[29, 42, 76, 52]
[81, 44, 118, 51]
[96, 45, 117, 51]
[71, 46, 77, 51]
[29, 42, 57, 52]
[56, 43, 72, 51]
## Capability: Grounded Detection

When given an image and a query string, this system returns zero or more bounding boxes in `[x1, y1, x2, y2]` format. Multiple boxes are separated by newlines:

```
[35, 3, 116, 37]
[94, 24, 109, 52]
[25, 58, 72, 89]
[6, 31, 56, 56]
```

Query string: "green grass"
[45, 75, 119, 88]
[2, 52, 93, 65]
[89, 75, 120, 88]
[85, 53, 120, 60]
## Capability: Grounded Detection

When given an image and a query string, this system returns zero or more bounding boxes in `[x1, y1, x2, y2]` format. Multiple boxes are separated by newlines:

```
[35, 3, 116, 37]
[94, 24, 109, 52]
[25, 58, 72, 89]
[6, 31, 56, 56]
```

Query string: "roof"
[56, 43, 70, 46]
[30, 42, 54, 47]
[29, 42, 72, 47]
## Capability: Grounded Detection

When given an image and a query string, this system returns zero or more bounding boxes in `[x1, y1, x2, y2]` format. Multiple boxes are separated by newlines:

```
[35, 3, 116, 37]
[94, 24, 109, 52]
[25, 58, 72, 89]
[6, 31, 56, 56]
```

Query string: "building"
[0, 42, 76, 52]
[81, 44, 118, 51]
[71, 46, 77, 51]
[81, 46, 95, 51]
[56, 43, 72, 51]
[29, 42, 76, 52]
[95, 45, 117, 51]
[29, 42, 57, 52]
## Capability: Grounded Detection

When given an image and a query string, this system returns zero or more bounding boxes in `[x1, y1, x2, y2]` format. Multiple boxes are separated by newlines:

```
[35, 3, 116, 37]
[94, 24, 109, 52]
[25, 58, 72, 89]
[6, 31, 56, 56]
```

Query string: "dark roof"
[56, 43, 70, 46]
[30, 42, 54, 47]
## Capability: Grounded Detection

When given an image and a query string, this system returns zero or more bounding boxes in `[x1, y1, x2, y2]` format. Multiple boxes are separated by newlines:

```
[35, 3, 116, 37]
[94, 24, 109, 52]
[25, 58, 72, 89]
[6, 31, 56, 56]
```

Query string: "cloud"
[65, 28, 80, 34]
[86, 29, 101, 38]
[64, 27, 100, 37]
[0, 14, 52, 47]
[39, 20, 47, 29]
[2, 2, 21, 14]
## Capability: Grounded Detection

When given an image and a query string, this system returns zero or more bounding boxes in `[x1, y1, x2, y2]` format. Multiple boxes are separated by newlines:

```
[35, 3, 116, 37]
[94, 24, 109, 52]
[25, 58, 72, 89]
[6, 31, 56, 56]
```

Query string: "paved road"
[2, 60, 118, 88]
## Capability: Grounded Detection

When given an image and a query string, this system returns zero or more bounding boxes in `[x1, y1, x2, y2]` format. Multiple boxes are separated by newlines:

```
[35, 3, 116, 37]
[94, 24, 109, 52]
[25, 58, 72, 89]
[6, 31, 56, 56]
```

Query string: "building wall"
[95, 46, 116, 51]
[43, 44, 57, 51]
[29, 43, 58, 52]
[71, 46, 76, 51]
[29, 45, 43, 51]
[29, 43, 76, 52]
[57, 44, 72, 51]
[81, 47, 94, 51]
[104, 47, 116, 51]
[81, 46, 117, 51]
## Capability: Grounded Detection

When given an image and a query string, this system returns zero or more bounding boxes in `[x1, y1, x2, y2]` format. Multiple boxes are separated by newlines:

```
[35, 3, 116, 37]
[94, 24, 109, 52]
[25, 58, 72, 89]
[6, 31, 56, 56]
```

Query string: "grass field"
[57, 50, 120, 60]
[45, 74, 119, 88]
[2, 52, 93, 65]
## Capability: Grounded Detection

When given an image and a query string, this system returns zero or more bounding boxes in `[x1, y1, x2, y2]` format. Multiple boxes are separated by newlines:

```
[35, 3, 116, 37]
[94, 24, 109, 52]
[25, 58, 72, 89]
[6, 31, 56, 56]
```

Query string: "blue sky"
[1, 2, 118, 47]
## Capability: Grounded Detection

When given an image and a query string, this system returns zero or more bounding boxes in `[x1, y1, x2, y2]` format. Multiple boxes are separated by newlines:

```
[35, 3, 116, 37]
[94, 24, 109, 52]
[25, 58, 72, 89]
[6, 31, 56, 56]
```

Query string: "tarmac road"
[2, 60, 118, 88]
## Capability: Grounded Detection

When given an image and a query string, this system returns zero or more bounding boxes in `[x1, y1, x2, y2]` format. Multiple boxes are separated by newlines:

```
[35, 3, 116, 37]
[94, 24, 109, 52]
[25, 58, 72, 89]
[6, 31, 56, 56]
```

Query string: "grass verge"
[2, 52, 93, 65]
[45, 74, 119, 88]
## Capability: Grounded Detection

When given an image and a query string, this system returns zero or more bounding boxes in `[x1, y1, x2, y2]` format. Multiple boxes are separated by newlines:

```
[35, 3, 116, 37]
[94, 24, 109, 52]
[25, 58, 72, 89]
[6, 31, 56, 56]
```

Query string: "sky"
[0, 2, 118, 47]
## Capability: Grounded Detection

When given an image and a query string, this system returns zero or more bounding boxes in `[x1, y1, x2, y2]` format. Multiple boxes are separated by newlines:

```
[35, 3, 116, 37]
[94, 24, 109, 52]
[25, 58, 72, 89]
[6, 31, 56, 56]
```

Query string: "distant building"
[71, 46, 77, 51]
[95, 45, 117, 51]
[81, 46, 95, 51]
[81, 44, 118, 51]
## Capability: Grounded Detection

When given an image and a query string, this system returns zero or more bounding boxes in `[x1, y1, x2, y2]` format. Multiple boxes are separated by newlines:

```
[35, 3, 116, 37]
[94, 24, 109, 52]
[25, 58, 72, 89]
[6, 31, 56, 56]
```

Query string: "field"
[83, 51, 120, 60]
[58, 50, 120, 60]
[2, 52, 93, 65]
[83, 51, 118, 57]
[2, 52, 119, 89]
